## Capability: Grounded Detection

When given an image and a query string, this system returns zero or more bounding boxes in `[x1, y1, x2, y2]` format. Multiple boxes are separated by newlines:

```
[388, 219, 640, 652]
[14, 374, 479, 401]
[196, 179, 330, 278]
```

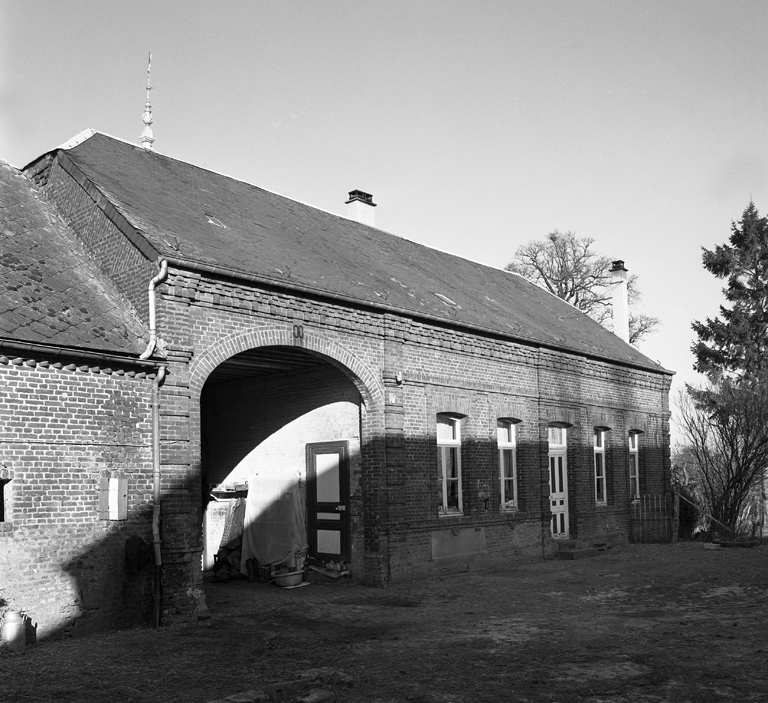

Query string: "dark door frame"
[306, 441, 350, 562]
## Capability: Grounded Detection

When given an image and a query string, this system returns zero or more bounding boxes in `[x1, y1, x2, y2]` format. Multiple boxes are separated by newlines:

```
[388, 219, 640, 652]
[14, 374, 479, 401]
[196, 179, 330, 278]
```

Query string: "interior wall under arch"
[200, 362, 362, 572]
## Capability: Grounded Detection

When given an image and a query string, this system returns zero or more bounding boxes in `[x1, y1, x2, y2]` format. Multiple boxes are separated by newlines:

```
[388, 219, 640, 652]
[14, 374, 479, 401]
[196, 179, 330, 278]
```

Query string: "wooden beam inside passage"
[206, 346, 326, 383]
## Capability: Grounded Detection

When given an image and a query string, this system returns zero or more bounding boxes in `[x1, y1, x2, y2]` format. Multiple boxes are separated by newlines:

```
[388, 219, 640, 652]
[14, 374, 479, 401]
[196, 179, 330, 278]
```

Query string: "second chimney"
[345, 190, 377, 228]
[610, 260, 630, 343]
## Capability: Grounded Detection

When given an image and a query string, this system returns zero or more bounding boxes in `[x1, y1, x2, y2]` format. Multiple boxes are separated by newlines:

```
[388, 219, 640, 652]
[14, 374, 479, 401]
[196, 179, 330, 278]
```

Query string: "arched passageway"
[199, 345, 367, 580]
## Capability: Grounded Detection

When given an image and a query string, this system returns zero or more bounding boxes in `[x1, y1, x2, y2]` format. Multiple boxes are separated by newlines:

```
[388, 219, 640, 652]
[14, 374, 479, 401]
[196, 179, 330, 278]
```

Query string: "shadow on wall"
[57, 501, 155, 640]
[0, 500, 157, 647]
[200, 365, 362, 484]
[4, 428, 666, 645]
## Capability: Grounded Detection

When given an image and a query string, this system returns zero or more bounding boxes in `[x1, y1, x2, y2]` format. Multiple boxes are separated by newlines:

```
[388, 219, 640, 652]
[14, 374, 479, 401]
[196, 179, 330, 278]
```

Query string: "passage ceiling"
[205, 346, 326, 385]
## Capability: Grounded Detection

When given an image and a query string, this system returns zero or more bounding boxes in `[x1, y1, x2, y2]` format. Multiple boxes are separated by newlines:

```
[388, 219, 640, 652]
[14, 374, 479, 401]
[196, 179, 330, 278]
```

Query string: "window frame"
[547, 425, 569, 538]
[437, 414, 463, 516]
[594, 428, 607, 505]
[99, 470, 128, 521]
[0, 468, 12, 526]
[628, 431, 640, 502]
[0, 478, 9, 523]
[548, 426, 567, 449]
[497, 419, 518, 511]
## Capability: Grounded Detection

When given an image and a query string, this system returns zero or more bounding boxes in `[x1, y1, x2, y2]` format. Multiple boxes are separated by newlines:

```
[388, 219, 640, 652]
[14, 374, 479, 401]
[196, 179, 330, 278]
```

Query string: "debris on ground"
[207, 668, 351, 703]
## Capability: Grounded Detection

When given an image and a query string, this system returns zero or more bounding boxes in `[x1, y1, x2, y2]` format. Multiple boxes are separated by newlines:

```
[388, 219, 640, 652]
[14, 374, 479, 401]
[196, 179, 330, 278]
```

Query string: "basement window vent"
[205, 214, 227, 228]
[433, 293, 460, 308]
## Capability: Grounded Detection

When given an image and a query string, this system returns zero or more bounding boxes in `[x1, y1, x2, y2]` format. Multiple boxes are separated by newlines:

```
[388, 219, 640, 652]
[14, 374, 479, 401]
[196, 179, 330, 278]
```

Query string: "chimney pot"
[345, 189, 377, 227]
[610, 260, 630, 343]
[610, 260, 627, 272]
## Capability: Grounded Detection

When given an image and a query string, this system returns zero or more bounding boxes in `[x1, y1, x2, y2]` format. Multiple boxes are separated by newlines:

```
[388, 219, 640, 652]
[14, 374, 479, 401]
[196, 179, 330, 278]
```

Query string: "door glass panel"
[317, 529, 341, 554]
[558, 459, 563, 491]
[550, 458, 555, 489]
[317, 512, 341, 521]
[316, 452, 340, 502]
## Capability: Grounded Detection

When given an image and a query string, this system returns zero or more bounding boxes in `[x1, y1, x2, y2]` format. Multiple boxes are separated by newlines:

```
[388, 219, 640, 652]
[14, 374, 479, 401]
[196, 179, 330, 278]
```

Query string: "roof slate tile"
[0, 160, 146, 355]
[42, 133, 667, 372]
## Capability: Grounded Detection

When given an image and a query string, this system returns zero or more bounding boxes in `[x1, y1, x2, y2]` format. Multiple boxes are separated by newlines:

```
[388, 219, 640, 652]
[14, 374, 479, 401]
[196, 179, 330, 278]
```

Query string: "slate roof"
[0, 159, 146, 356]
[35, 131, 668, 373]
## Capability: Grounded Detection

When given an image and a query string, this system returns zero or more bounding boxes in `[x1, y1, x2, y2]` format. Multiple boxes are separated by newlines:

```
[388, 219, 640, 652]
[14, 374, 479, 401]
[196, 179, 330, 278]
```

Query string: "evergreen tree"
[691, 202, 768, 376]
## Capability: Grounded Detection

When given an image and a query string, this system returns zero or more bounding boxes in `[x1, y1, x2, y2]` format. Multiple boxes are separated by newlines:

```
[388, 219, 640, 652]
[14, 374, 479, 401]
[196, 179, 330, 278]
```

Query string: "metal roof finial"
[140, 53, 155, 150]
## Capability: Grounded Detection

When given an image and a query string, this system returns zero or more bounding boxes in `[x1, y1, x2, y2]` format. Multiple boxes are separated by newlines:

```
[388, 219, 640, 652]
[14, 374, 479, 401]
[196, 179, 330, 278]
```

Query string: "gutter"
[0, 338, 160, 369]
[161, 255, 674, 377]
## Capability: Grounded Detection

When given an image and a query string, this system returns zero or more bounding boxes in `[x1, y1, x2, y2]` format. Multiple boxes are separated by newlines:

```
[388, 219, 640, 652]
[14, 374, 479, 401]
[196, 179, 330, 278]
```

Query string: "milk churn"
[1, 611, 26, 652]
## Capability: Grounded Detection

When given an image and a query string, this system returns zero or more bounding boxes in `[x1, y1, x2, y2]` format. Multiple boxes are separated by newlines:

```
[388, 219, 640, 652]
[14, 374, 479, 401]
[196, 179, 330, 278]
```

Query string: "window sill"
[502, 509, 531, 520]
[438, 509, 464, 518]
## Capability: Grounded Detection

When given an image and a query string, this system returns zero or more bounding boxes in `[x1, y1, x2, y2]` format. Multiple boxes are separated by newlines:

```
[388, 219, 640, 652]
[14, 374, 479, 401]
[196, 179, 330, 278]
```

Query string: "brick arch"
[189, 325, 382, 408]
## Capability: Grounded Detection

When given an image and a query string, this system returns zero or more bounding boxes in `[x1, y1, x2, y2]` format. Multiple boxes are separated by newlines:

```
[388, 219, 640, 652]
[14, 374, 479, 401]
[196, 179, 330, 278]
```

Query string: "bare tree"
[505, 230, 660, 344]
[675, 380, 768, 534]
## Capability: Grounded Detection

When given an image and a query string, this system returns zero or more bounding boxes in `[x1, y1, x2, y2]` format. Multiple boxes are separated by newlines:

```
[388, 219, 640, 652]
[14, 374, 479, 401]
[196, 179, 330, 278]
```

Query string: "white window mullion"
[594, 429, 607, 505]
[498, 420, 517, 510]
[629, 432, 640, 502]
[437, 415, 463, 515]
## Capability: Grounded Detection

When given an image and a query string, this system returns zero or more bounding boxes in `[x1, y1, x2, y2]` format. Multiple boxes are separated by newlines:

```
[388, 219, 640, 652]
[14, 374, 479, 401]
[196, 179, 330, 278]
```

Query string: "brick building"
[2, 130, 673, 638]
[0, 157, 159, 638]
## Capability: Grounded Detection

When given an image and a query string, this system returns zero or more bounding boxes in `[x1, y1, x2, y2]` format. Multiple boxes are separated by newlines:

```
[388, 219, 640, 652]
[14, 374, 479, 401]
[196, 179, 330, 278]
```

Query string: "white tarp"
[240, 465, 308, 575]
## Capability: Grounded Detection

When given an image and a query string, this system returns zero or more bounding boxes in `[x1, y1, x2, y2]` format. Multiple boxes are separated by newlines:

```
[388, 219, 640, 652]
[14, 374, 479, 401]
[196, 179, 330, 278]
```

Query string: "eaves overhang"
[0, 337, 164, 369]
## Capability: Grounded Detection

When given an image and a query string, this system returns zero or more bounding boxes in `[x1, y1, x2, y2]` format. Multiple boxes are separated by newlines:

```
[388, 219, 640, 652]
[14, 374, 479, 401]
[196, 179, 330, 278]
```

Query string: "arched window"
[437, 414, 463, 514]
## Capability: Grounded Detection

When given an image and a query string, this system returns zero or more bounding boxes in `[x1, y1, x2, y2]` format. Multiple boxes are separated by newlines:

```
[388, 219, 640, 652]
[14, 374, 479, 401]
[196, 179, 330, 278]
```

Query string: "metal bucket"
[1, 611, 26, 653]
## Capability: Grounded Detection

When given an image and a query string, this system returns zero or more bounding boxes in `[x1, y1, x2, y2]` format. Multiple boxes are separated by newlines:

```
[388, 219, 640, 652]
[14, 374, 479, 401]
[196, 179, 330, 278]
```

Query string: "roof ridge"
[94, 130, 511, 273]
[59, 131, 516, 274]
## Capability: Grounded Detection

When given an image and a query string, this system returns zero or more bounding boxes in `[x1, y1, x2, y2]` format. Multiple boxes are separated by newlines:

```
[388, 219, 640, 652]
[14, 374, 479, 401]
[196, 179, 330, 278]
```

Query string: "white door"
[549, 449, 569, 538]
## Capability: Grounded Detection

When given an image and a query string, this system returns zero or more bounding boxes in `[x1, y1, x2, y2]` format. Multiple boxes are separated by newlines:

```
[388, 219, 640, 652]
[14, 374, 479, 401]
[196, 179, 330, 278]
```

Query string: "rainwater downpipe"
[141, 260, 168, 628]
[151, 365, 166, 628]
[140, 260, 168, 362]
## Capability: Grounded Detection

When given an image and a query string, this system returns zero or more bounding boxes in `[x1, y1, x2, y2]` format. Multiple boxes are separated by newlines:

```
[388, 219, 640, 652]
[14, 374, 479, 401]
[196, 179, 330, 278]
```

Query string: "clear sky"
[2, 0, 767, 427]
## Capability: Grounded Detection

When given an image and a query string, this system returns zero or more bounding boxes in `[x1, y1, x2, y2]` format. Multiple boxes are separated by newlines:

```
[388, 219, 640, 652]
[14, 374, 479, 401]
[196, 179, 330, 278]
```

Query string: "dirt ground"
[1, 542, 767, 703]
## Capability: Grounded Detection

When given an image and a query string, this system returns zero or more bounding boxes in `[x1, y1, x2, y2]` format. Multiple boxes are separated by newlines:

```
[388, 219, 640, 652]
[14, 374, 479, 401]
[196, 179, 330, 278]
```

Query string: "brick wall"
[37, 158, 156, 322]
[0, 352, 155, 639]
[147, 267, 671, 600]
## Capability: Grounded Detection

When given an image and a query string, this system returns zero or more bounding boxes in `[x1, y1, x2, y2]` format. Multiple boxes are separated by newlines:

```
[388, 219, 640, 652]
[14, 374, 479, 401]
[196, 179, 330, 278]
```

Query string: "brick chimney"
[345, 190, 376, 227]
[610, 260, 630, 343]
